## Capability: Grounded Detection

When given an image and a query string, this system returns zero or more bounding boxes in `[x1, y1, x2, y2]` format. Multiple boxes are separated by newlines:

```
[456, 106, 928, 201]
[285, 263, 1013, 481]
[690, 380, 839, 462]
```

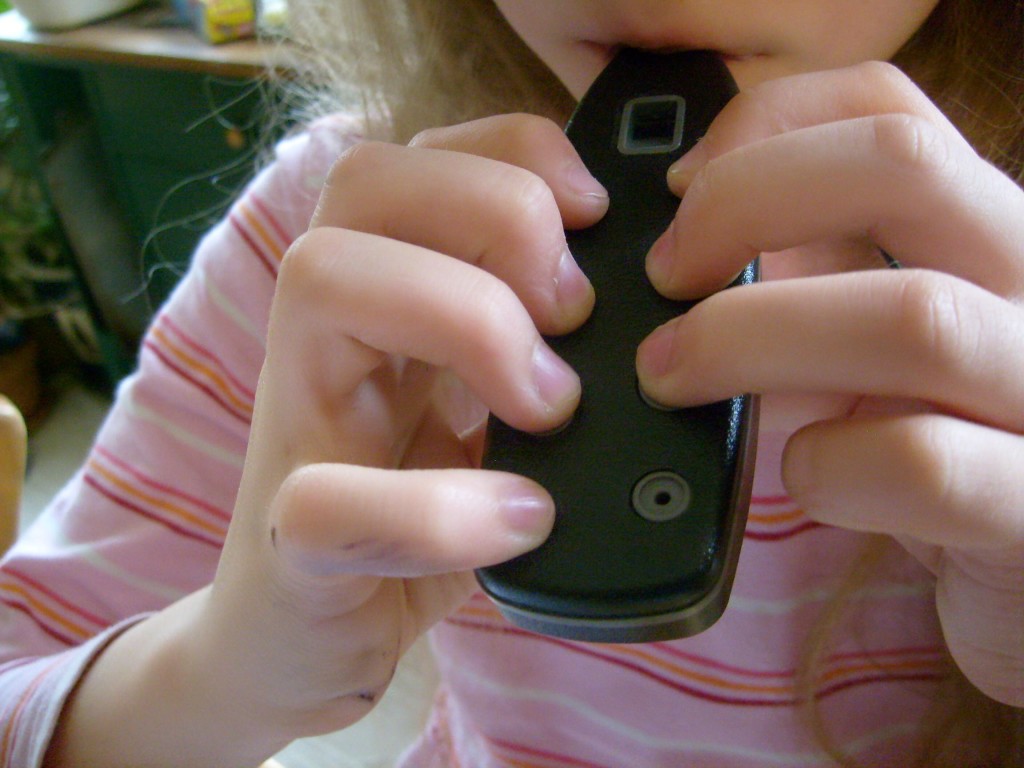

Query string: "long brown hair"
[275, 0, 1024, 764]
[891, 0, 1023, 183]
[796, 537, 1024, 767]
[279, 0, 574, 139]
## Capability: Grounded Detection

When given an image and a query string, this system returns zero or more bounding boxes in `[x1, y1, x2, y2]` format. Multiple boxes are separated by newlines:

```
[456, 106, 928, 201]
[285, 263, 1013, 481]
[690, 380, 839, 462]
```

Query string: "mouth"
[566, 39, 767, 100]
[582, 41, 766, 65]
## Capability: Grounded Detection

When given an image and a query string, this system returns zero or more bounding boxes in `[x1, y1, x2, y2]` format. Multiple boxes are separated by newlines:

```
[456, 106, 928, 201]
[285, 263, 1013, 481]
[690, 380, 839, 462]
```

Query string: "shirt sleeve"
[0, 115, 361, 768]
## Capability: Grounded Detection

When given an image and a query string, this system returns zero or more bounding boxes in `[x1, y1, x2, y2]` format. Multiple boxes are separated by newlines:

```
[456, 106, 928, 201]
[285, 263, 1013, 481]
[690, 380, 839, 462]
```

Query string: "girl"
[2, 1, 1022, 765]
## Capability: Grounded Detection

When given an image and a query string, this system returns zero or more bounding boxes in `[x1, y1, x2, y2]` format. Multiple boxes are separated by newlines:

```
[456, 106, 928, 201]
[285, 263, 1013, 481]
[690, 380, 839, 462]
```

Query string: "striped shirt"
[0, 116, 945, 768]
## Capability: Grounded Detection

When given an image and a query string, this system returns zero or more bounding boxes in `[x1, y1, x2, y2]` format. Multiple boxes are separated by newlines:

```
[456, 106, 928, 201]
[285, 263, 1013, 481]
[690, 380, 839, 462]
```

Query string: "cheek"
[538, 43, 610, 99]
[807, 0, 940, 66]
[492, 1, 600, 97]
[728, 0, 940, 87]
[492, 1, 563, 56]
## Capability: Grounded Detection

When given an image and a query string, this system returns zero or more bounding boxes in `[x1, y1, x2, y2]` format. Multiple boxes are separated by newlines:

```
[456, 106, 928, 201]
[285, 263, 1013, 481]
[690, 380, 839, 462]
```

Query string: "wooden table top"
[0, 3, 294, 77]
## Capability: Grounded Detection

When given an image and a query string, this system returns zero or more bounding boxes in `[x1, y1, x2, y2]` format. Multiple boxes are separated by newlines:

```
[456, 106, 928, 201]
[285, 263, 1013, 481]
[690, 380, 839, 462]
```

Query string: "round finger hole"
[632, 471, 691, 522]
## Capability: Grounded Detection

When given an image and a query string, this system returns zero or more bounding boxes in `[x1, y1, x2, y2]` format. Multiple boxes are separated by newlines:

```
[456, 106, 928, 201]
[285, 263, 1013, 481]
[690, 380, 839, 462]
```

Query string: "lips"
[567, 32, 768, 101]
[578, 40, 619, 65]
[583, 39, 764, 65]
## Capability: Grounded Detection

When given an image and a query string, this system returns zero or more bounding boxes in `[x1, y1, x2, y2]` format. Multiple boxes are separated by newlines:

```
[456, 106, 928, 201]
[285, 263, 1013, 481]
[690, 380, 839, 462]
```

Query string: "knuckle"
[494, 168, 563, 253]
[851, 60, 913, 95]
[326, 140, 393, 186]
[715, 86, 777, 140]
[278, 231, 323, 293]
[898, 419, 1024, 547]
[462, 276, 525, 351]
[895, 418, 967, 520]
[870, 113, 955, 182]
[850, 60, 931, 113]
[500, 113, 567, 155]
[278, 228, 344, 297]
[508, 168, 559, 221]
[408, 125, 448, 148]
[410, 113, 563, 156]
[444, 274, 536, 382]
[708, 77, 828, 154]
[683, 152, 727, 214]
[894, 271, 977, 374]
[273, 465, 329, 540]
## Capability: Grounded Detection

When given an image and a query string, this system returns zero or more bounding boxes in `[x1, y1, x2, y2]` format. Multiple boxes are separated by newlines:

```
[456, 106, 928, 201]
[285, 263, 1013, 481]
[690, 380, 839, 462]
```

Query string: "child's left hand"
[635, 61, 1024, 707]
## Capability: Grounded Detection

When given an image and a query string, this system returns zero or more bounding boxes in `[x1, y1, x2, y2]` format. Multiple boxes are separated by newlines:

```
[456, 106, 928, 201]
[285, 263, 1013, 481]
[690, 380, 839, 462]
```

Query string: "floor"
[20, 378, 438, 767]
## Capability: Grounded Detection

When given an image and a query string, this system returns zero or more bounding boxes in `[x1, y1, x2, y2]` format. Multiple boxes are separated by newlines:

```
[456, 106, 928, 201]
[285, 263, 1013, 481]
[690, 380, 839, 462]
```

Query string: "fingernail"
[500, 480, 555, 538]
[566, 162, 609, 205]
[646, 220, 677, 290]
[667, 139, 707, 191]
[637, 320, 677, 379]
[532, 341, 580, 412]
[555, 248, 594, 313]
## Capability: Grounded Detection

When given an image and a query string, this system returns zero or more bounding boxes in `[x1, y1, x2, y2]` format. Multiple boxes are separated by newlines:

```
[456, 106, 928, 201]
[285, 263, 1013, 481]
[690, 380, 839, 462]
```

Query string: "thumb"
[270, 464, 555, 582]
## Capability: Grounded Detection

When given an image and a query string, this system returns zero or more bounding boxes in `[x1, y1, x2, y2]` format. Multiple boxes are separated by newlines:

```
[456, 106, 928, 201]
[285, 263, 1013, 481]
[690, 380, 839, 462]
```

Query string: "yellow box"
[191, 0, 256, 45]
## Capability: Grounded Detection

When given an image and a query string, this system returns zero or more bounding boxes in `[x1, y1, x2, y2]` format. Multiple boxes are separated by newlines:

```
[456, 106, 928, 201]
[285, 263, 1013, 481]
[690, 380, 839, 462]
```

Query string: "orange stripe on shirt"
[250, 192, 292, 246]
[229, 211, 278, 277]
[87, 460, 228, 538]
[817, 654, 944, 687]
[456, 601, 792, 697]
[750, 494, 794, 506]
[2, 566, 107, 627]
[451, 612, 942, 710]
[238, 200, 286, 264]
[160, 315, 255, 399]
[501, 758, 553, 768]
[600, 642, 793, 697]
[455, 601, 941, 699]
[94, 446, 231, 523]
[604, 641, 940, 698]
[142, 340, 251, 425]
[0, 583, 91, 642]
[150, 327, 254, 416]
[748, 507, 806, 525]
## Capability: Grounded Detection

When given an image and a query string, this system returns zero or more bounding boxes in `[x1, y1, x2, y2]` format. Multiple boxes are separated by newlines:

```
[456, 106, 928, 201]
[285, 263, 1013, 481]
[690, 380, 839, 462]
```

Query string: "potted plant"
[0, 61, 79, 422]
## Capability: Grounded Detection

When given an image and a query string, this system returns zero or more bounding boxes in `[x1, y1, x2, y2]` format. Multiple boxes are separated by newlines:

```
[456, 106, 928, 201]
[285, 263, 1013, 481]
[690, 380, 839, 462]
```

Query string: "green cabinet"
[82, 65, 271, 307]
[0, 9, 284, 381]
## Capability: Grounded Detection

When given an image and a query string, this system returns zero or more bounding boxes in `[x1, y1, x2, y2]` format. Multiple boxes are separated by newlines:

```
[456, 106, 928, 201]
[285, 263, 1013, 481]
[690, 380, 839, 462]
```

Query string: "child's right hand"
[47, 115, 606, 767]
[217, 113, 608, 750]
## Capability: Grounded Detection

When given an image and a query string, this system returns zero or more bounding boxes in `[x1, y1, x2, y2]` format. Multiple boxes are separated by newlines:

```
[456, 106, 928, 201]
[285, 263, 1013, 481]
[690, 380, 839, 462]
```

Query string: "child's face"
[493, 0, 940, 96]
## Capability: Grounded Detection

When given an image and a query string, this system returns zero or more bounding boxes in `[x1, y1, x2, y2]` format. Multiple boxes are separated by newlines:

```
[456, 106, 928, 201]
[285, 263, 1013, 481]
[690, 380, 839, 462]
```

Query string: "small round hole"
[632, 471, 691, 522]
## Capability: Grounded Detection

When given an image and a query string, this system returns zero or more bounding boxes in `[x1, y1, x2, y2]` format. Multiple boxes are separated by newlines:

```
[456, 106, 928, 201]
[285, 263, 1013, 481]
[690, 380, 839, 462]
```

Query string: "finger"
[934, 551, 1024, 707]
[636, 269, 1024, 433]
[270, 463, 555, 581]
[781, 412, 1024, 550]
[409, 114, 610, 229]
[646, 114, 1024, 299]
[315, 128, 605, 335]
[273, 228, 581, 434]
[667, 62, 965, 190]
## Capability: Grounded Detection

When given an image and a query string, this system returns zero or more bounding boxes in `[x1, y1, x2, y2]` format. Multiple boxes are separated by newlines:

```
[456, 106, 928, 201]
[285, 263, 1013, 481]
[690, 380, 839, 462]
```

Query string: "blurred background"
[0, 0, 284, 524]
